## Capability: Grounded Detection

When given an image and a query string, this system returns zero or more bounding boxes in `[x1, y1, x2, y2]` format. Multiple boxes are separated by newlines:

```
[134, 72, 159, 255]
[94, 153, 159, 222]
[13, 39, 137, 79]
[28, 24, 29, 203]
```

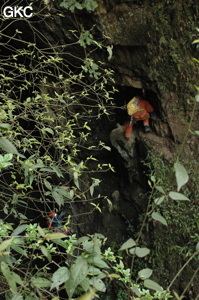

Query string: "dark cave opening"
[108, 84, 160, 217]
[113, 85, 160, 127]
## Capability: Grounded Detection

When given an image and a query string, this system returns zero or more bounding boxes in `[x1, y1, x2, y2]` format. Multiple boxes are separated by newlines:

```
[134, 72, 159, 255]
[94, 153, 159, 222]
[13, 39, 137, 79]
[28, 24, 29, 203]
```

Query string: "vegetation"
[146, 0, 199, 92]
[0, 1, 198, 300]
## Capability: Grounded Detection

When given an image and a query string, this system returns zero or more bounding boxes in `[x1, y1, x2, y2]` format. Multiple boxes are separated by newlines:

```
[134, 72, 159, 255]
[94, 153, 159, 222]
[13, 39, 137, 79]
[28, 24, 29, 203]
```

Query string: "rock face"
[95, 0, 198, 94]
[92, 1, 199, 297]
[2, 0, 198, 297]
[96, 1, 148, 46]
[38, 1, 198, 296]
[110, 123, 135, 161]
[91, 0, 198, 169]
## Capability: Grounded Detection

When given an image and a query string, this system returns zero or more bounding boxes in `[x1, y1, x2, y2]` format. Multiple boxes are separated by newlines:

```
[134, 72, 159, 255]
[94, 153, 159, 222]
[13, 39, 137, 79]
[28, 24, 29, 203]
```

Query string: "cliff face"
[94, 0, 198, 91]
[91, 0, 199, 153]
[90, 0, 199, 184]
[84, 1, 199, 297]
[1, 0, 198, 298]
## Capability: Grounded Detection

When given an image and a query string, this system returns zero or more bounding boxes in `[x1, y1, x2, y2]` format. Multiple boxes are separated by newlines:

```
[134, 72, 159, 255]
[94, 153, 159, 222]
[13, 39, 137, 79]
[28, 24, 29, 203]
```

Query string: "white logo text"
[3, 6, 33, 18]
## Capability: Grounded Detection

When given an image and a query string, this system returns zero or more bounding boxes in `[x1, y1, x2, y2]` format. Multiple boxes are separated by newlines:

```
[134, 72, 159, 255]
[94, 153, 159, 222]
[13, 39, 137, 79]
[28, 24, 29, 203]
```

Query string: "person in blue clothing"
[47, 211, 69, 235]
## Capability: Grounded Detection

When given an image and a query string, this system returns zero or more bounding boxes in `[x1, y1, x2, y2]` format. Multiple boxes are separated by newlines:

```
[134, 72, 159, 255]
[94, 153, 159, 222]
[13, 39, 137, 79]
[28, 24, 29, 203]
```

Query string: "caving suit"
[131, 99, 153, 126]
[125, 97, 153, 138]
[47, 212, 68, 235]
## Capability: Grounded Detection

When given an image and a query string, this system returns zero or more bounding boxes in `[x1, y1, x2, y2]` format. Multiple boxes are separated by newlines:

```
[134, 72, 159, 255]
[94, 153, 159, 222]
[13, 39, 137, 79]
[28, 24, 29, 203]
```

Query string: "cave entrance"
[113, 85, 160, 125]
[110, 84, 161, 195]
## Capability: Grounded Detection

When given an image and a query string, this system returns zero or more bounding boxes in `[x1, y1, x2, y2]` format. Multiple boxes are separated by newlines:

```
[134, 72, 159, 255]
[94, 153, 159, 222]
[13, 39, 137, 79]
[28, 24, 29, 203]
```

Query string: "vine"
[0, 1, 198, 299]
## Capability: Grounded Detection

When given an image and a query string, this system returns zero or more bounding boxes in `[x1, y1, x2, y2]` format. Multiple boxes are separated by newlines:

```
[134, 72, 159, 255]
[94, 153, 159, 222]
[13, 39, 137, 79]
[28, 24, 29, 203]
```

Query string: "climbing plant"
[146, 0, 199, 92]
[0, 0, 117, 298]
[0, 0, 115, 214]
[60, 0, 98, 12]
[0, 0, 198, 299]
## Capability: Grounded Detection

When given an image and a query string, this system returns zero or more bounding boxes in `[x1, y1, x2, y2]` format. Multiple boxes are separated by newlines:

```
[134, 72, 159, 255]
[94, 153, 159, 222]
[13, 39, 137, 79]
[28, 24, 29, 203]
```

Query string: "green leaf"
[0, 123, 11, 130]
[195, 130, 199, 135]
[1, 262, 17, 293]
[119, 238, 136, 251]
[90, 184, 94, 197]
[192, 39, 199, 44]
[88, 266, 102, 276]
[71, 257, 88, 285]
[83, 0, 98, 12]
[92, 277, 106, 292]
[83, 239, 101, 255]
[195, 94, 199, 102]
[86, 256, 109, 269]
[155, 185, 165, 194]
[41, 245, 52, 262]
[11, 271, 23, 286]
[1, 153, 13, 161]
[70, 189, 74, 199]
[12, 295, 23, 300]
[44, 179, 52, 191]
[77, 236, 90, 244]
[174, 162, 189, 191]
[0, 137, 19, 155]
[56, 188, 72, 199]
[154, 196, 165, 205]
[11, 224, 27, 236]
[29, 174, 35, 186]
[89, 179, 100, 197]
[65, 276, 76, 299]
[37, 225, 45, 237]
[44, 127, 54, 135]
[40, 167, 54, 172]
[51, 266, 70, 290]
[103, 145, 111, 151]
[196, 242, 199, 251]
[107, 45, 113, 61]
[45, 232, 66, 240]
[74, 171, 78, 180]
[169, 191, 189, 201]
[130, 247, 150, 258]
[80, 278, 90, 291]
[76, 288, 96, 300]
[65, 258, 88, 298]
[29, 164, 44, 169]
[0, 161, 12, 168]
[18, 213, 28, 220]
[74, 178, 80, 189]
[152, 212, 167, 226]
[52, 190, 64, 206]
[144, 279, 163, 292]
[75, 2, 83, 10]
[31, 277, 51, 288]
[132, 286, 141, 297]
[51, 239, 68, 250]
[138, 268, 153, 280]
[0, 238, 13, 252]
[11, 245, 28, 257]
[52, 166, 63, 178]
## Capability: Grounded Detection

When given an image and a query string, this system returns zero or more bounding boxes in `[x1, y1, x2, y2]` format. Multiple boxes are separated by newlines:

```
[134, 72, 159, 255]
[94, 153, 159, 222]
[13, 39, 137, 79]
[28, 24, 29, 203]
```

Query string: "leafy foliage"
[0, 0, 115, 298]
[0, 0, 115, 215]
[60, 0, 98, 12]
[146, 1, 199, 92]
[0, 225, 110, 299]
[0, 1, 198, 299]
[174, 162, 189, 192]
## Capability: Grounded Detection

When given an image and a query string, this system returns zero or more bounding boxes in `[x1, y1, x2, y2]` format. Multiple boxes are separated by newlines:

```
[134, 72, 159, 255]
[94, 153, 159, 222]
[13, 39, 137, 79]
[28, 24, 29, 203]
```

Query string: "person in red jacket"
[47, 211, 69, 235]
[125, 96, 153, 139]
